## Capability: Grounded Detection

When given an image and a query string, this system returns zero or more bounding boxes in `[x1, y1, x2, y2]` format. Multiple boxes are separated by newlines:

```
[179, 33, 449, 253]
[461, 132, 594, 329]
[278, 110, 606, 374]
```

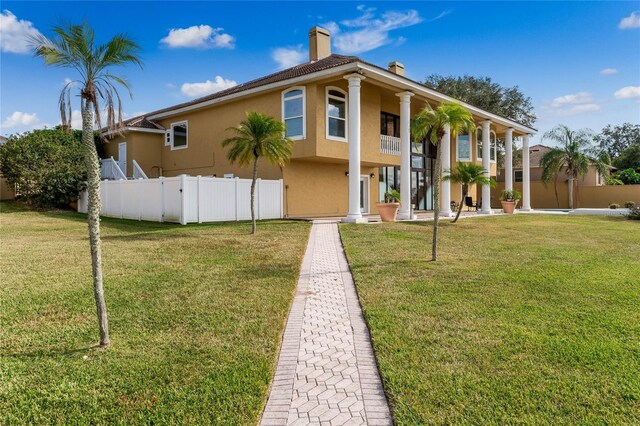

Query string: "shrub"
[500, 189, 521, 202]
[606, 177, 624, 185]
[384, 189, 401, 203]
[624, 201, 636, 209]
[0, 128, 87, 207]
[613, 168, 640, 185]
[626, 206, 640, 220]
[609, 203, 620, 209]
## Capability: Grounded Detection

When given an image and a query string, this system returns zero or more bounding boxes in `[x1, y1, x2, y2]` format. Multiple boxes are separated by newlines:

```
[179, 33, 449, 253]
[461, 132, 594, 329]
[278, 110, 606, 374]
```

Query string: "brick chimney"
[309, 27, 331, 61]
[388, 61, 405, 76]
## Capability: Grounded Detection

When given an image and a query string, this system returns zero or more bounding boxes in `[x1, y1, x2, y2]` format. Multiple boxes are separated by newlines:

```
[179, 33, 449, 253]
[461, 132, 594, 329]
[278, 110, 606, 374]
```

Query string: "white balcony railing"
[380, 134, 401, 155]
[100, 157, 127, 180]
[132, 159, 148, 179]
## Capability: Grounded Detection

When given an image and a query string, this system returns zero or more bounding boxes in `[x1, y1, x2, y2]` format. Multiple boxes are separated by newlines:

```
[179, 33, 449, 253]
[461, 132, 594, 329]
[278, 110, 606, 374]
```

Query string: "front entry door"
[360, 175, 369, 214]
[118, 142, 127, 176]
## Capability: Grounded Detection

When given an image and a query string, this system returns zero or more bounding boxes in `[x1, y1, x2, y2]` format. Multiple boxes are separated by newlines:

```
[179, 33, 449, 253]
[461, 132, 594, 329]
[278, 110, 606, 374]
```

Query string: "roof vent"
[388, 61, 405, 76]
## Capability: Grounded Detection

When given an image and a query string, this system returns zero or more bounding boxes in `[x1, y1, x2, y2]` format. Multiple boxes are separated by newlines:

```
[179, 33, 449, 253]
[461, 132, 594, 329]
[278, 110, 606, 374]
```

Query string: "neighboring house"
[102, 27, 536, 220]
[494, 144, 638, 208]
[497, 144, 604, 187]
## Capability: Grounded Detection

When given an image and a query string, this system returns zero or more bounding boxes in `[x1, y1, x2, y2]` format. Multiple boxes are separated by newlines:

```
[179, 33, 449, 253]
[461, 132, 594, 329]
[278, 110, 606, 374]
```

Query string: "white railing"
[132, 160, 148, 179]
[100, 157, 127, 180]
[380, 134, 401, 155]
[78, 175, 284, 225]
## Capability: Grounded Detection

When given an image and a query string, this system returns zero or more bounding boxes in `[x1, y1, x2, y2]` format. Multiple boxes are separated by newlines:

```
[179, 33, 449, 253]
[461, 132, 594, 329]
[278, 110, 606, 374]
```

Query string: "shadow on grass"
[6, 344, 102, 359]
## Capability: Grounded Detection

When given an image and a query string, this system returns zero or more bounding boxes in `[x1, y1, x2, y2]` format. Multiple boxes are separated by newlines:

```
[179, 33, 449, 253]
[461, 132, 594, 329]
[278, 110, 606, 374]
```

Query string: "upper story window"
[327, 88, 347, 141]
[167, 121, 188, 150]
[380, 112, 399, 138]
[282, 87, 305, 139]
[457, 132, 471, 161]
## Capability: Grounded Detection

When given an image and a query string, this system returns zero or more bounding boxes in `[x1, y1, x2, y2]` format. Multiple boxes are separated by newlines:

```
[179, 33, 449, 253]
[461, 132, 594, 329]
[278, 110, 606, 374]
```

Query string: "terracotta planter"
[501, 200, 518, 214]
[377, 202, 400, 222]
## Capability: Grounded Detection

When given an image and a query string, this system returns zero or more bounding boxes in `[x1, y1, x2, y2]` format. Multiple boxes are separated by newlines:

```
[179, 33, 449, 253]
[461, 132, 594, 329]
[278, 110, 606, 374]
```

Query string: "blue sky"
[1, 1, 639, 146]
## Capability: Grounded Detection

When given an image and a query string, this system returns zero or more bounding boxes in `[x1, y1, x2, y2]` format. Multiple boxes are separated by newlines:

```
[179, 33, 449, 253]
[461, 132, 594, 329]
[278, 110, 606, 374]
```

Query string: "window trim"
[456, 131, 472, 162]
[170, 120, 189, 151]
[282, 87, 306, 140]
[326, 86, 348, 142]
[514, 170, 523, 182]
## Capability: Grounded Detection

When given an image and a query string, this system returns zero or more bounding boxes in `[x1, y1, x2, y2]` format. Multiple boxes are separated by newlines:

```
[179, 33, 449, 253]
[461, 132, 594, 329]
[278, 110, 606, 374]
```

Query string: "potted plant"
[500, 189, 521, 214]
[377, 189, 401, 222]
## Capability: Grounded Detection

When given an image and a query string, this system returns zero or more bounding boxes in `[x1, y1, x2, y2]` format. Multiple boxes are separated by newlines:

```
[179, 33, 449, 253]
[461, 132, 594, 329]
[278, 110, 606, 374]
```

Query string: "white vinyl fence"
[78, 175, 284, 224]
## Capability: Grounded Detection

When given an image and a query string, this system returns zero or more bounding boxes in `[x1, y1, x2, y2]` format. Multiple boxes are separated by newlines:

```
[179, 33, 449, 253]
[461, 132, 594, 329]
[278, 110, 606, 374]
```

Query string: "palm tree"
[443, 162, 494, 223]
[32, 23, 142, 348]
[411, 101, 475, 261]
[223, 112, 293, 234]
[541, 125, 610, 209]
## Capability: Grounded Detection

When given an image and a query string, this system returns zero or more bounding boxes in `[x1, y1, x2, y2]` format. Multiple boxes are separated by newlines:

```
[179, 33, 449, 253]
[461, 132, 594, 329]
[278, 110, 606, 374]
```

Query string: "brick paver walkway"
[260, 221, 392, 426]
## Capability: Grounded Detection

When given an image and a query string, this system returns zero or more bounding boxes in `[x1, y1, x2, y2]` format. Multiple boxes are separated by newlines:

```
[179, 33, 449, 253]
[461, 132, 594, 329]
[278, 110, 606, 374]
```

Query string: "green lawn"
[0, 202, 310, 424]
[340, 215, 640, 425]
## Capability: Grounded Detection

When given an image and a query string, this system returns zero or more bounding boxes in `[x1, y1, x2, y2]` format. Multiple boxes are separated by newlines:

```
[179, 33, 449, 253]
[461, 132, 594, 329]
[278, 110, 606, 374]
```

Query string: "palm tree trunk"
[452, 188, 466, 223]
[250, 155, 258, 235]
[432, 144, 442, 261]
[568, 174, 574, 209]
[82, 99, 109, 348]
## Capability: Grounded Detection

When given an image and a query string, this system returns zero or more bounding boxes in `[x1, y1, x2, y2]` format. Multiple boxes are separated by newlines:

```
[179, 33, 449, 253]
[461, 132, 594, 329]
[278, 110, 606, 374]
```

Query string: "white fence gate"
[78, 175, 284, 224]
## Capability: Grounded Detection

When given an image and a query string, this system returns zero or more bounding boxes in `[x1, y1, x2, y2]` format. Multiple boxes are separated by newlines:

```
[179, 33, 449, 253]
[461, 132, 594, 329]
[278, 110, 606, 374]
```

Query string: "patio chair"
[465, 196, 478, 211]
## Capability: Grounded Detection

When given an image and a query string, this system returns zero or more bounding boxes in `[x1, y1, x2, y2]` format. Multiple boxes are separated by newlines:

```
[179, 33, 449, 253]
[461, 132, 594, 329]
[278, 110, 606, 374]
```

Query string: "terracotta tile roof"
[144, 54, 359, 120]
[514, 144, 552, 168]
[119, 52, 534, 132]
[124, 116, 165, 130]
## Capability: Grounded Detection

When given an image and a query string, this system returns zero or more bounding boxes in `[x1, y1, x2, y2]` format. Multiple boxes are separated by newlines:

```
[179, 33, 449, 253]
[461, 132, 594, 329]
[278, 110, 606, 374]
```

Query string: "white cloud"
[180, 76, 237, 97]
[546, 92, 601, 116]
[600, 68, 618, 76]
[568, 104, 601, 114]
[427, 10, 452, 23]
[70, 110, 82, 130]
[322, 6, 422, 54]
[614, 86, 640, 99]
[1, 111, 40, 129]
[551, 91, 593, 108]
[0, 10, 42, 53]
[271, 45, 307, 69]
[619, 11, 640, 29]
[160, 25, 235, 49]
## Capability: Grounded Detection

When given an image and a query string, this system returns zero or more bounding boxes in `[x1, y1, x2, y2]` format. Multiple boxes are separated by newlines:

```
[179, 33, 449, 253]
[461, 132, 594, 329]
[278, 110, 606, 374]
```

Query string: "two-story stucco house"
[103, 27, 536, 221]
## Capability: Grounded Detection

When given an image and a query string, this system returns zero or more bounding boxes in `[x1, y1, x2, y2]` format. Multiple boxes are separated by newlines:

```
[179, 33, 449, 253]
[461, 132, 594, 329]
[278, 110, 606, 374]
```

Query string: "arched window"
[282, 87, 305, 139]
[456, 131, 471, 161]
[326, 87, 347, 141]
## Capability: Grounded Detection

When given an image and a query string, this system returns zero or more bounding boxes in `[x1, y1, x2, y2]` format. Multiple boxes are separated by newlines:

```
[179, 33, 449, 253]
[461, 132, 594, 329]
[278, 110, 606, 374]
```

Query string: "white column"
[505, 128, 514, 192]
[479, 120, 492, 214]
[342, 73, 367, 223]
[397, 91, 414, 220]
[440, 123, 453, 216]
[521, 133, 532, 211]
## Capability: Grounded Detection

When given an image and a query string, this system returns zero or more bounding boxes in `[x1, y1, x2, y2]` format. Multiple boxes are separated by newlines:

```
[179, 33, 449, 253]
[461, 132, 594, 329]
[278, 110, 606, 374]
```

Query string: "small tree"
[541, 125, 611, 209]
[411, 101, 475, 261]
[223, 112, 293, 234]
[443, 162, 494, 223]
[32, 23, 142, 348]
[0, 128, 87, 207]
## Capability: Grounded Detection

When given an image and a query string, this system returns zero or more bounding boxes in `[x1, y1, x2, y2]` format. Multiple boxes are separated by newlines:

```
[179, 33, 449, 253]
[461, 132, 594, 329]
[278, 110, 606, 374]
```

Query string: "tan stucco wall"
[283, 160, 378, 218]
[497, 166, 601, 187]
[1, 177, 15, 200]
[104, 132, 164, 178]
[492, 181, 640, 209]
